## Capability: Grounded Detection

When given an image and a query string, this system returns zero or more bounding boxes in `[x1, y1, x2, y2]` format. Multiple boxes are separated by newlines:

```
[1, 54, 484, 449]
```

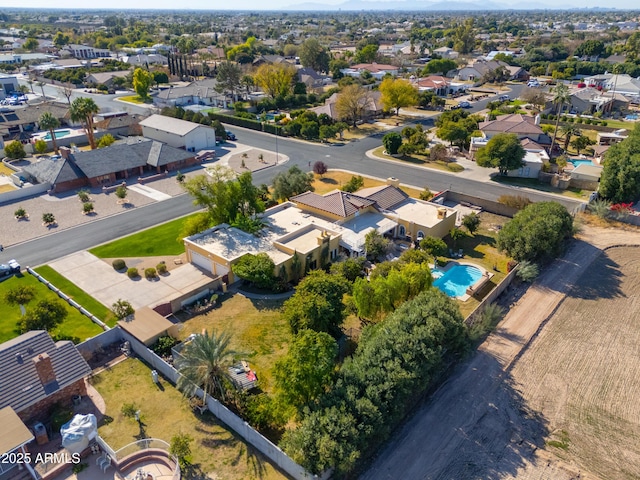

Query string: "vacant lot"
[93, 358, 287, 480]
[510, 246, 640, 480]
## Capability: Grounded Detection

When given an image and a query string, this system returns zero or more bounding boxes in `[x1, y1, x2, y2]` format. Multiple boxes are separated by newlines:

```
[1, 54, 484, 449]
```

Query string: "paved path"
[364, 224, 640, 480]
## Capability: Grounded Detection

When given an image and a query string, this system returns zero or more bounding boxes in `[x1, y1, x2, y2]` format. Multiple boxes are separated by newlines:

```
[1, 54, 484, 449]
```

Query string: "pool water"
[433, 265, 483, 297]
[43, 129, 72, 141]
[571, 160, 596, 168]
[625, 114, 638, 121]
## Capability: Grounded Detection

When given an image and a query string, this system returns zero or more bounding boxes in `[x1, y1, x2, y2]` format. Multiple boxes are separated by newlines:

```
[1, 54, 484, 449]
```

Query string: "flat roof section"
[0, 406, 34, 454]
[388, 198, 455, 228]
[277, 224, 338, 254]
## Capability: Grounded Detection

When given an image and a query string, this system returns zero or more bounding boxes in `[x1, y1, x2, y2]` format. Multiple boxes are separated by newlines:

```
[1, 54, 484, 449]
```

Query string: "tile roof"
[0, 331, 91, 414]
[22, 156, 86, 185]
[292, 190, 375, 218]
[355, 184, 409, 210]
[479, 114, 543, 135]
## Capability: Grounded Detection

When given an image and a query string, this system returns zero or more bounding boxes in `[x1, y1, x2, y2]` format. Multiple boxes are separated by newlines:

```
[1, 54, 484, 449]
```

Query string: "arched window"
[398, 225, 406, 237]
[417, 230, 425, 240]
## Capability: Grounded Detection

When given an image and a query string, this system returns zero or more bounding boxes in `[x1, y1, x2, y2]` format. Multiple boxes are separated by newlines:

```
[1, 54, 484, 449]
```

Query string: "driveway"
[48, 251, 215, 310]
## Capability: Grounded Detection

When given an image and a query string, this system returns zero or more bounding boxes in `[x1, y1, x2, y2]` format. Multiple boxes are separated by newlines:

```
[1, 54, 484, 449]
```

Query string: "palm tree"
[550, 83, 570, 156]
[39, 112, 60, 154]
[176, 330, 239, 403]
[69, 97, 99, 149]
[560, 124, 580, 152]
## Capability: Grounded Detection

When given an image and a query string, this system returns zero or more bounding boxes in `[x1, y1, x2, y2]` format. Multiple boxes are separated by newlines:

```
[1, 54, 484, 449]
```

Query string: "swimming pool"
[625, 114, 639, 121]
[43, 129, 72, 141]
[571, 160, 596, 168]
[433, 264, 483, 297]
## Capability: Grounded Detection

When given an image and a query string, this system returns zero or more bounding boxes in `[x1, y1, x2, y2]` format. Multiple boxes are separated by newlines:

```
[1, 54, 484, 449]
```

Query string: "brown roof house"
[0, 330, 91, 425]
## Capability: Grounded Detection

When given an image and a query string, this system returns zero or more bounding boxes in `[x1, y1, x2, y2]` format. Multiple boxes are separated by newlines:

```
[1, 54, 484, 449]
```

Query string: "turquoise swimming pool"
[571, 160, 596, 168]
[43, 129, 72, 141]
[433, 264, 483, 297]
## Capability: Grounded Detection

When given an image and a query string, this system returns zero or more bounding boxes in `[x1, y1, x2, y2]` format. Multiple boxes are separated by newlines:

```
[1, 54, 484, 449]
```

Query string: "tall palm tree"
[550, 83, 570, 156]
[69, 97, 99, 150]
[176, 330, 239, 403]
[39, 112, 60, 154]
[560, 123, 580, 152]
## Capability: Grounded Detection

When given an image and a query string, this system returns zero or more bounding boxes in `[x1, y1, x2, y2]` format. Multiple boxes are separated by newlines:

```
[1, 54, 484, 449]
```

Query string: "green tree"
[69, 97, 99, 150]
[52, 31, 70, 48]
[497, 201, 573, 262]
[38, 112, 61, 154]
[574, 39, 605, 58]
[214, 61, 242, 100]
[379, 78, 418, 116]
[462, 212, 481, 235]
[232, 253, 275, 289]
[419, 236, 448, 257]
[453, 18, 476, 54]
[97, 134, 116, 148]
[4, 141, 26, 159]
[335, 84, 370, 127]
[599, 124, 640, 203]
[341, 175, 364, 193]
[330, 257, 366, 282]
[153, 71, 169, 86]
[449, 227, 466, 250]
[299, 38, 330, 73]
[560, 124, 580, 151]
[176, 330, 239, 402]
[364, 230, 390, 261]
[271, 165, 314, 201]
[549, 83, 570, 154]
[4, 285, 36, 314]
[354, 44, 379, 63]
[21, 299, 68, 333]
[476, 133, 526, 175]
[132, 67, 153, 100]
[382, 132, 402, 155]
[423, 58, 457, 75]
[570, 135, 594, 155]
[436, 122, 468, 148]
[34, 139, 47, 155]
[24, 37, 39, 51]
[111, 299, 134, 320]
[274, 330, 337, 413]
[282, 271, 350, 336]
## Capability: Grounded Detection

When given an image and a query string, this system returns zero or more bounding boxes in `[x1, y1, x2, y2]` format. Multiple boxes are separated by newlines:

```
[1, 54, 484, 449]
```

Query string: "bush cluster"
[127, 267, 139, 279]
[112, 259, 126, 271]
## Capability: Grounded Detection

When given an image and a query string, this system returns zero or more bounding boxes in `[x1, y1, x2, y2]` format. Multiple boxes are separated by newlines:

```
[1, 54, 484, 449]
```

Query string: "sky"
[0, 0, 639, 10]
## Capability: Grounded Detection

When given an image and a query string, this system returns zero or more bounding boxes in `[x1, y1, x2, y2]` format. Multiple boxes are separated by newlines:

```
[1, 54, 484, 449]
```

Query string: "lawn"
[0, 273, 104, 343]
[178, 294, 290, 393]
[371, 146, 465, 173]
[92, 358, 287, 480]
[89, 215, 193, 258]
[34, 265, 116, 326]
[0, 184, 16, 193]
[311, 170, 423, 198]
[117, 95, 153, 105]
[491, 175, 591, 200]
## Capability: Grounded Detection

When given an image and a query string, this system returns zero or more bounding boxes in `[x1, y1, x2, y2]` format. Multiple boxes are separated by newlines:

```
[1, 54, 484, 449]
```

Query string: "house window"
[417, 230, 425, 240]
[398, 225, 406, 237]
[331, 248, 338, 260]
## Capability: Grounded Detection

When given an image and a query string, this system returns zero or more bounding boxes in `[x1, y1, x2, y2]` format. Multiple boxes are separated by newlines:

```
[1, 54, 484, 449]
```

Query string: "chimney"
[386, 177, 400, 188]
[59, 146, 71, 159]
[33, 353, 56, 386]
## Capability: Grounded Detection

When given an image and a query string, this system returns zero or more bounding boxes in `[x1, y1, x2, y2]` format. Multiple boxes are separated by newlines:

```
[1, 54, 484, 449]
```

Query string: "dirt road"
[363, 224, 640, 480]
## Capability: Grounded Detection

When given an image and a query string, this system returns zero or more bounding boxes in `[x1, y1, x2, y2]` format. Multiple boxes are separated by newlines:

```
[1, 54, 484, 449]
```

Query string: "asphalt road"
[7, 82, 583, 268]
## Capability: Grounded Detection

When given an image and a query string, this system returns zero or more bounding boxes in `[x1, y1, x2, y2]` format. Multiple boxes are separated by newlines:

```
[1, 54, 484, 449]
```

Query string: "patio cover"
[0, 406, 34, 454]
[117, 306, 178, 346]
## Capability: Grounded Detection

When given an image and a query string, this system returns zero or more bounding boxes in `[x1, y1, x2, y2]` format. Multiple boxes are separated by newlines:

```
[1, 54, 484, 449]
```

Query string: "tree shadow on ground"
[364, 351, 549, 480]
[563, 246, 625, 300]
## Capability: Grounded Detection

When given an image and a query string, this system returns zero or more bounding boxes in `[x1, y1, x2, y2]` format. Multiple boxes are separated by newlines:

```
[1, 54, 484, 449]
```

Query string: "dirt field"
[364, 225, 640, 480]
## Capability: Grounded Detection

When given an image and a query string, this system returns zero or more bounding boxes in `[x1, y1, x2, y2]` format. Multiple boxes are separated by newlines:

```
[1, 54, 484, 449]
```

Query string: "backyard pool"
[433, 264, 483, 297]
[42, 129, 72, 140]
[625, 114, 639, 121]
[571, 159, 596, 168]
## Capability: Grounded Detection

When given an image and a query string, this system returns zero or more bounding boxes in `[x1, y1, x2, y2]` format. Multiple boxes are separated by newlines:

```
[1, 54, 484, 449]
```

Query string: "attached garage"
[190, 250, 212, 273]
[213, 261, 229, 276]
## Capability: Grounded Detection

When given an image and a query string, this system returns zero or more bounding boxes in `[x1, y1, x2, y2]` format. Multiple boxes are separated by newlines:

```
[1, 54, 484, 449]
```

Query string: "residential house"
[84, 70, 130, 88]
[0, 330, 91, 424]
[62, 44, 111, 59]
[0, 73, 19, 99]
[569, 87, 629, 115]
[252, 55, 294, 67]
[471, 113, 552, 157]
[140, 114, 217, 151]
[0, 53, 50, 64]
[184, 179, 457, 282]
[596, 129, 628, 146]
[22, 137, 198, 192]
[432, 46, 459, 59]
[0, 406, 36, 480]
[453, 59, 527, 83]
[297, 67, 332, 89]
[585, 73, 640, 97]
[93, 111, 144, 137]
[0, 102, 69, 142]
[309, 90, 384, 122]
[153, 79, 228, 108]
[341, 62, 399, 79]
[411, 75, 468, 96]
[120, 54, 168, 66]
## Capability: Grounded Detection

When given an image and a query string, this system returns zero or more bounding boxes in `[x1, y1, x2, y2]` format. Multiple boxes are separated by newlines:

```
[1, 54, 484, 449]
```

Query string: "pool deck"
[434, 260, 493, 301]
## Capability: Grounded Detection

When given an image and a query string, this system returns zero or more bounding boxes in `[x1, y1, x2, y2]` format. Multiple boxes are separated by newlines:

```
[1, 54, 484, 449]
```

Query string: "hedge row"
[207, 112, 284, 135]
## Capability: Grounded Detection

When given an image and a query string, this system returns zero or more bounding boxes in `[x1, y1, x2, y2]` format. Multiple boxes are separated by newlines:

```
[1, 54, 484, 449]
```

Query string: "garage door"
[214, 262, 229, 276]
[190, 250, 212, 273]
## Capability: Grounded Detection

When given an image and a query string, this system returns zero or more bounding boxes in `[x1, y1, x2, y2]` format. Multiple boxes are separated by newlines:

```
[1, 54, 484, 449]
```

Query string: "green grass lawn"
[117, 95, 153, 105]
[491, 175, 591, 200]
[92, 358, 287, 480]
[34, 265, 116, 326]
[89, 215, 193, 258]
[0, 273, 104, 343]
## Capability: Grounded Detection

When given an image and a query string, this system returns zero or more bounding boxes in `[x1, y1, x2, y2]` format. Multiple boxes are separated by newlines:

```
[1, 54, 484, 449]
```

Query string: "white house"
[0, 73, 19, 99]
[139, 114, 217, 152]
[63, 44, 111, 59]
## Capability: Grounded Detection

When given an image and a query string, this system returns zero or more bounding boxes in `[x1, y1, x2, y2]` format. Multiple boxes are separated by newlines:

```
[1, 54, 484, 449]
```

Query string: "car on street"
[527, 80, 540, 87]
[498, 94, 510, 101]
[459, 101, 472, 108]
[0, 259, 20, 277]
[225, 131, 236, 141]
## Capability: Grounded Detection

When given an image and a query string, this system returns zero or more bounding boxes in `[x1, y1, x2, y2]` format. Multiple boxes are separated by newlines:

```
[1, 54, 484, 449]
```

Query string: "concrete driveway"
[49, 251, 214, 310]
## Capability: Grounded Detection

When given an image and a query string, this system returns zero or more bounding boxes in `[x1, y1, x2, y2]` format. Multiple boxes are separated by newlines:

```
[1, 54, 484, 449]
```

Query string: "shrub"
[42, 212, 55, 224]
[127, 267, 139, 279]
[497, 195, 532, 210]
[112, 259, 126, 271]
[14, 207, 26, 219]
[34, 139, 47, 154]
[588, 198, 612, 219]
[382, 132, 403, 155]
[341, 175, 365, 193]
[82, 202, 94, 213]
[516, 260, 539, 282]
[176, 171, 185, 183]
[121, 402, 138, 419]
[4, 141, 26, 159]
[115, 185, 127, 200]
[77, 189, 90, 202]
[145, 267, 157, 280]
[156, 262, 167, 274]
[152, 335, 179, 357]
